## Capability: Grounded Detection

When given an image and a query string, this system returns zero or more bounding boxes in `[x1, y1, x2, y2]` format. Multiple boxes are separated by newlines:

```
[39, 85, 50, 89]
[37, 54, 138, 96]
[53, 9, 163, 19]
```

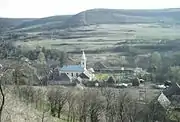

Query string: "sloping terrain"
[62, 8, 180, 28]
[2, 90, 60, 122]
[0, 18, 34, 33]
[15, 15, 72, 30]
[2, 8, 179, 32]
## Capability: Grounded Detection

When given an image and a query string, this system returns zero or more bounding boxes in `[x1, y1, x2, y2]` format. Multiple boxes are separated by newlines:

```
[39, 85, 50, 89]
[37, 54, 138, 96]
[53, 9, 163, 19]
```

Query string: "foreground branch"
[0, 82, 5, 122]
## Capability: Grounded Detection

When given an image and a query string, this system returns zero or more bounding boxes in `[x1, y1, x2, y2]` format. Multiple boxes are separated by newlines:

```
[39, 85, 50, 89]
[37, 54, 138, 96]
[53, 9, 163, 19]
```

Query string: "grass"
[13, 23, 180, 68]
[95, 73, 110, 81]
[14, 24, 180, 52]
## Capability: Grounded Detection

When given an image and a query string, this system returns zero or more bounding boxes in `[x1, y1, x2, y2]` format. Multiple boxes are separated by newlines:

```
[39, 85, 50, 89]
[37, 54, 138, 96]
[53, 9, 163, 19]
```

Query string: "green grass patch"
[95, 73, 109, 81]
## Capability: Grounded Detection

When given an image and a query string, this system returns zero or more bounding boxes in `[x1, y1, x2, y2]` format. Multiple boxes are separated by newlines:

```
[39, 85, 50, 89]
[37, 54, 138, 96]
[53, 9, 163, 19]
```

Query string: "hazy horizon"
[0, 0, 180, 18]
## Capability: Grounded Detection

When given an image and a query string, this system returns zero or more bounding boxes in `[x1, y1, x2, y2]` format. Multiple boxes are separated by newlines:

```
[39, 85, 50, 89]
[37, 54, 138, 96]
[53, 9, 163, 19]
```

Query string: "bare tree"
[40, 101, 50, 122]
[66, 89, 77, 122]
[127, 100, 143, 122]
[101, 88, 116, 122]
[56, 89, 68, 118]
[76, 90, 90, 122]
[0, 65, 7, 122]
[47, 87, 68, 118]
[47, 89, 57, 117]
[0, 79, 4, 122]
[88, 89, 105, 122]
[33, 89, 44, 109]
[115, 91, 131, 122]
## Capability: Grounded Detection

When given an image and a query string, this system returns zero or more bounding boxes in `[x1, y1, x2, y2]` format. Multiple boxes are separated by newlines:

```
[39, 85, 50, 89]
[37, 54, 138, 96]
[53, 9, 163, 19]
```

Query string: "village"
[1, 3, 180, 121]
[0, 46, 179, 121]
[46, 50, 180, 113]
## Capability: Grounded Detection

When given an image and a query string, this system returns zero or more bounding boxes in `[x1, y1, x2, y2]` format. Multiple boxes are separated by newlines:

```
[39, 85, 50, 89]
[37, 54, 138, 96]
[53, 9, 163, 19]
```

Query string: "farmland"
[12, 23, 180, 68]
[1, 8, 180, 122]
[15, 24, 180, 52]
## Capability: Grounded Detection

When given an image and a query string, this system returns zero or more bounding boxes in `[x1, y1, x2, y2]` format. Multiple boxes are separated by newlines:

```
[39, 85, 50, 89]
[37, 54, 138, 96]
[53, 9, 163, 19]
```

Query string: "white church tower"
[81, 50, 87, 69]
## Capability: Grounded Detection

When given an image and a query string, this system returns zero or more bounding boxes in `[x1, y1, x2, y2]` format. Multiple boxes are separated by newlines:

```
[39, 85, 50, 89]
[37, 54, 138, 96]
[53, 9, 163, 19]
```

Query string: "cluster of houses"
[48, 50, 150, 88]
[49, 50, 96, 85]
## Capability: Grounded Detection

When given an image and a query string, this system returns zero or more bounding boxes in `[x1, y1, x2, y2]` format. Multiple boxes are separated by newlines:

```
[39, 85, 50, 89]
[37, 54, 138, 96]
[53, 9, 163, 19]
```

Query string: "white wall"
[60, 71, 82, 78]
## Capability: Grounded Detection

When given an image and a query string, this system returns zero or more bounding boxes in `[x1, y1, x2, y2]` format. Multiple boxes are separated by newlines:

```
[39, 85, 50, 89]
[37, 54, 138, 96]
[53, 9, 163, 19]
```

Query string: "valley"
[0, 8, 180, 122]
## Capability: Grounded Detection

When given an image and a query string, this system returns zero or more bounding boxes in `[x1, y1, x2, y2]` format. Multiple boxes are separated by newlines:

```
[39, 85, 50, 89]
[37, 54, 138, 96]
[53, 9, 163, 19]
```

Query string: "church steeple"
[81, 50, 87, 69]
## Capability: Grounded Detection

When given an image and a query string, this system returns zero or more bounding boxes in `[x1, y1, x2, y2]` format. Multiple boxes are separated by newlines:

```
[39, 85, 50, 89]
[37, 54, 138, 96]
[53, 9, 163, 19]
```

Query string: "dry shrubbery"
[0, 86, 176, 122]
[0, 87, 59, 122]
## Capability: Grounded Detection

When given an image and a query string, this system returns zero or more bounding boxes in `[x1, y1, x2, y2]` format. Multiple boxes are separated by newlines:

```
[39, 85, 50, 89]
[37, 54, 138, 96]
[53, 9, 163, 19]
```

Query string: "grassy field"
[15, 24, 180, 49]
[13, 23, 180, 67]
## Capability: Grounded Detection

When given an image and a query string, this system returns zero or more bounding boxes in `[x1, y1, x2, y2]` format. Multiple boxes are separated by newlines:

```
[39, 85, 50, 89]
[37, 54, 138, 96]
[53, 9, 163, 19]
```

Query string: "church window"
[71, 73, 73, 77]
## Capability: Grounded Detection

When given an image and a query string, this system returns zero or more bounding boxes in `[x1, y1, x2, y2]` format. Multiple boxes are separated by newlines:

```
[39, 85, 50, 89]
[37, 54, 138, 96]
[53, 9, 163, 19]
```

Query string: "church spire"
[81, 50, 87, 69]
[81, 49, 86, 60]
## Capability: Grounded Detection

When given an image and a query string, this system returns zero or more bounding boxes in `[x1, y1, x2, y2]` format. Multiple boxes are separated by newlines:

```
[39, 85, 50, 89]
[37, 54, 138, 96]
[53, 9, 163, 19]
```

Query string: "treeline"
[0, 41, 67, 62]
[12, 86, 178, 122]
[25, 47, 68, 62]
[145, 51, 180, 84]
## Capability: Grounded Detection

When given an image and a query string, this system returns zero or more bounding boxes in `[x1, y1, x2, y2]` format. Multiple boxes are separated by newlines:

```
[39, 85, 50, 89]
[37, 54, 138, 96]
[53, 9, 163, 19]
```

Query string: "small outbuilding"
[132, 77, 140, 86]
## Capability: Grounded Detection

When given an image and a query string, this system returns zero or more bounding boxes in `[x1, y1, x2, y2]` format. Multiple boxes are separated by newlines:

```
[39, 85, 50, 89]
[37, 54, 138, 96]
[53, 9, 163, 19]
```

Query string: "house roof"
[79, 72, 90, 79]
[60, 73, 71, 81]
[60, 65, 84, 72]
[163, 82, 180, 97]
[157, 92, 171, 109]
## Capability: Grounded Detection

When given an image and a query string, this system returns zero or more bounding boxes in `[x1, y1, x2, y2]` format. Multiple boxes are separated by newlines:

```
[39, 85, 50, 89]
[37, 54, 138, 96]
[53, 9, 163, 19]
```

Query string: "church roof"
[60, 65, 84, 72]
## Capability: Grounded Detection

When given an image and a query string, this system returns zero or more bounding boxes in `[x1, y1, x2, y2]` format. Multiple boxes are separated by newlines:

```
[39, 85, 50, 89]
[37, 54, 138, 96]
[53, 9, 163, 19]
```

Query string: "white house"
[59, 50, 95, 82]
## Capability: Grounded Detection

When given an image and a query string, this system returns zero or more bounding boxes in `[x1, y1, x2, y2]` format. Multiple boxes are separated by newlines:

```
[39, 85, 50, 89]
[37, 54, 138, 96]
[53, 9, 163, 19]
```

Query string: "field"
[1, 8, 180, 122]
[13, 23, 180, 67]
[15, 24, 180, 51]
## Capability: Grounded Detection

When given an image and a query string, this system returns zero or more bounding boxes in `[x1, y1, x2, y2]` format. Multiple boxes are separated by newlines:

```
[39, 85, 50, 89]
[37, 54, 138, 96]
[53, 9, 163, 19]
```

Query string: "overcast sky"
[0, 0, 180, 18]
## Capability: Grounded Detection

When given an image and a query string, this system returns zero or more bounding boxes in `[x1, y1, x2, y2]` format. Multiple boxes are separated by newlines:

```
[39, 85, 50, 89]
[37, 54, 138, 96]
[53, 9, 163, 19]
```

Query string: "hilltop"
[62, 8, 180, 28]
[1, 8, 180, 32]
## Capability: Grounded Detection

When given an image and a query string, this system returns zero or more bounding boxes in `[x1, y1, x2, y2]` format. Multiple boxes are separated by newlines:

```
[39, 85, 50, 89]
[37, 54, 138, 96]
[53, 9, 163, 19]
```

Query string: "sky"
[0, 0, 180, 18]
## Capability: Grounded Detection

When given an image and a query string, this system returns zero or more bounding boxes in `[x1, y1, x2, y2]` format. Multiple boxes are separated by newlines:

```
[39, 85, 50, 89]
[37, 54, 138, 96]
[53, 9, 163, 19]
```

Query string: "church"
[59, 50, 95, 83]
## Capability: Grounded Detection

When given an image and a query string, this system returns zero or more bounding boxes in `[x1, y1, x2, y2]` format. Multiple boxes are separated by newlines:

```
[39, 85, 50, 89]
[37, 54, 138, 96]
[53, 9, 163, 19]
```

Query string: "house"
[163, 82, 180, 97]
[146, 92, 171, 122]
[163, 82, 180, 108]
[48, 73, 72, 85]
[157, 92, 171, 109]
[59, 50, 95, 83]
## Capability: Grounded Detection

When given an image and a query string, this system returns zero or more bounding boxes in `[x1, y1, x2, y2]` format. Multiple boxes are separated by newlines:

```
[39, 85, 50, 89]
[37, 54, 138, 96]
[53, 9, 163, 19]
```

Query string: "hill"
[15, 15, 72, 30]
[62, 8, 180, 28]
[1, 8, 180, 32]
[0, 18, 34, 33]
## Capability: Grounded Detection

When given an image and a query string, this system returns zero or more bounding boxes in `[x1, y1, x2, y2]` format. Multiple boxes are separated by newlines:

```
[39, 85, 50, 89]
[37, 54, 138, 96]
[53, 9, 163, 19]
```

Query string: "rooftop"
[60, 65, 84, 72]
[157, 92, 171, 109]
